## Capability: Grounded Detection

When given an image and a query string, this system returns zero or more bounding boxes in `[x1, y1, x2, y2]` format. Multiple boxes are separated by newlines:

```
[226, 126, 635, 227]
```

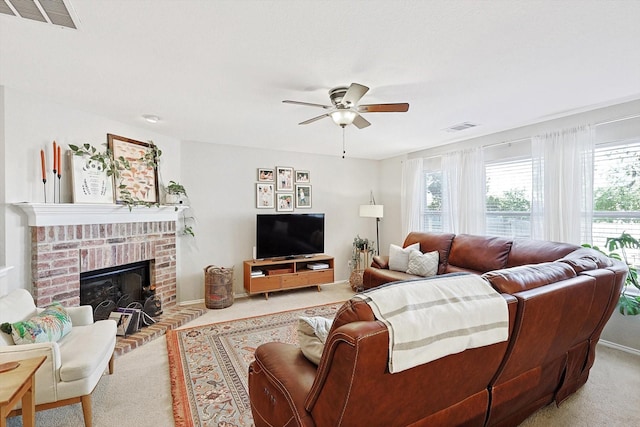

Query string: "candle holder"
[42, 178, 47, 203]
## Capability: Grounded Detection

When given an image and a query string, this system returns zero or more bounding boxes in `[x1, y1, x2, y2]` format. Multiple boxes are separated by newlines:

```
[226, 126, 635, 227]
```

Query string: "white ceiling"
[1, 0, 640, 160]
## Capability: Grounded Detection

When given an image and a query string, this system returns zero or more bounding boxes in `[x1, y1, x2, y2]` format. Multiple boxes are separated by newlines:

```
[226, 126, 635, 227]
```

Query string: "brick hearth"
[114, 305, 207, 356]
[31, 221, 178, 309]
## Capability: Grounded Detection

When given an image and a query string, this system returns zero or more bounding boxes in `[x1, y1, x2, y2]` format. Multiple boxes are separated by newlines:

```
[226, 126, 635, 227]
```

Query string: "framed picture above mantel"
[107, 134, 159, 205]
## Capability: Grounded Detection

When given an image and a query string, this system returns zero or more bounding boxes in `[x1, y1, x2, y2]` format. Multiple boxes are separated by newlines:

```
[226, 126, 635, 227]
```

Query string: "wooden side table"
[0, 356, 46, 427]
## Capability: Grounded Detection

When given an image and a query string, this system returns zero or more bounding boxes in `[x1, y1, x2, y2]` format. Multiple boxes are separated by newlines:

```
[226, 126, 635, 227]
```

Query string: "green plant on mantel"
[166, 180, 188, 197]
[583, 231, 640, 315]
[69, 142, 162, 210]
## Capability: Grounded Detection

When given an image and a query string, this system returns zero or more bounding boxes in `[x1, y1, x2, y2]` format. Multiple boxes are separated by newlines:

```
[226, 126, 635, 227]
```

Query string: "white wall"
[0, 86, 381, 301]
[0, 87, 181, 296]
[177, 140, 380, 302]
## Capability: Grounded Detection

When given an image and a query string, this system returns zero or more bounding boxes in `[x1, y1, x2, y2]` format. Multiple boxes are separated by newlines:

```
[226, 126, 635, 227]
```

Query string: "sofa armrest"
[371, 255, 389, 269]
[0, 341, 62, 371]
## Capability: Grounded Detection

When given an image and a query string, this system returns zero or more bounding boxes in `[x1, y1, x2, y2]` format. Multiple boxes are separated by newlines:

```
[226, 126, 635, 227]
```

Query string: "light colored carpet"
[6, 282, 640, 426]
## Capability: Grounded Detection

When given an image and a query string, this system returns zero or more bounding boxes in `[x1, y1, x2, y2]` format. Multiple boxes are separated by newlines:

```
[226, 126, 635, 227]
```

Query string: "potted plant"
[165, 180, 187, 205]
[583, 231, 640, 315]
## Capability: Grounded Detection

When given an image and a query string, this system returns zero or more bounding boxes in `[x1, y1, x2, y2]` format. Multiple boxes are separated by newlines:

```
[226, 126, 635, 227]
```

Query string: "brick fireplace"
[20, 203, 182, 309]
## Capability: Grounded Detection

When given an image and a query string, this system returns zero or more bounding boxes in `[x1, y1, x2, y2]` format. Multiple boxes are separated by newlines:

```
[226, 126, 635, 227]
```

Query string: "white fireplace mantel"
[15, 203, 186, 226]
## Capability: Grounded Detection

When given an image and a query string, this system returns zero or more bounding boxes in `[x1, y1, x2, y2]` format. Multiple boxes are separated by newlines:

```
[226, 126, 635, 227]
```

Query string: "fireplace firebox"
[80, 260, 154, 315]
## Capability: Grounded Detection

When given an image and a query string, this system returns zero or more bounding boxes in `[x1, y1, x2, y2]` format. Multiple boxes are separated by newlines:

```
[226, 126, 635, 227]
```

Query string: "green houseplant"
[583, 231, 640, 315]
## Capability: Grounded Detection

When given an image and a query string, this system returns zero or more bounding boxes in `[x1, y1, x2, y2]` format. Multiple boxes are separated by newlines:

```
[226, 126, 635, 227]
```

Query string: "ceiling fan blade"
[299, 113, 330, 125]
[358, 103, 410, 113]
[352, 114, 371, 129]
[283, 100, 332, 109]
[342, 83, 369, 106]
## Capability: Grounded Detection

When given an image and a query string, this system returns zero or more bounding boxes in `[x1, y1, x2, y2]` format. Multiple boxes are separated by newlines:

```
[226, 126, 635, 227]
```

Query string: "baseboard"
[599, 339, 640, 356]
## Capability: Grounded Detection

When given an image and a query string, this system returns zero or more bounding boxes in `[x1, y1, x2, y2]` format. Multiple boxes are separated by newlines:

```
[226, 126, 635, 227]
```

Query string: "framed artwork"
[257, 168, 274, 182]
[70, 153, 114, 204]
[295, 184, 312, 208]
[276, 166, 294, 191]
[108, 134, 159, 204]
[256, 183, 274, 208]
[276, 193, 294, 212]
[295, 170, 310, 183]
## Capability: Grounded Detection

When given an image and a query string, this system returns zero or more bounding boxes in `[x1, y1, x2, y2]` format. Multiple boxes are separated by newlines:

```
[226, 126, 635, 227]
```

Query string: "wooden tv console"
[243, 255, 334, 299]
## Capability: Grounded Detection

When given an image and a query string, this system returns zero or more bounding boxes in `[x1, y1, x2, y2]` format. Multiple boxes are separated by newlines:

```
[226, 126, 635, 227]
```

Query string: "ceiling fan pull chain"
[342, 127, 346, 159]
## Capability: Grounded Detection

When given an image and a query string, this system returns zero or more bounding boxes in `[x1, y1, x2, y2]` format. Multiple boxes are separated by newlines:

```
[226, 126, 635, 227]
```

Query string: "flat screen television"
[256, 213, 325, 259]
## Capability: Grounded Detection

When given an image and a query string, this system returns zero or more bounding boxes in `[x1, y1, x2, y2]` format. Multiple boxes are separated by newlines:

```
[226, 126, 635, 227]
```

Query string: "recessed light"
[142, 114, 160, 124]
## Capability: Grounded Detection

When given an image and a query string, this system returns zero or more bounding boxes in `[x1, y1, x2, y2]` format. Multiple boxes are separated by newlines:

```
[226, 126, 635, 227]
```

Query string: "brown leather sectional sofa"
[248, 232, 627, 426]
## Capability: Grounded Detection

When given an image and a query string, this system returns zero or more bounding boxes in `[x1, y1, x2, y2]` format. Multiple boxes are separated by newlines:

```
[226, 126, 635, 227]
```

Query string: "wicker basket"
[204, 265, 234, 309]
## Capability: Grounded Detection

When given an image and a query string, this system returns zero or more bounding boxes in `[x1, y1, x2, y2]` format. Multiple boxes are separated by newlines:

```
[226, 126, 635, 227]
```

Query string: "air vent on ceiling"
[444, 122, 480, 133]
[0, 0, 77, 29]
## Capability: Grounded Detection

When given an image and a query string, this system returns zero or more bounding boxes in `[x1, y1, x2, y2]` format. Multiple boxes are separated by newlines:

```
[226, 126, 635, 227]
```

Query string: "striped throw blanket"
[354, 273, 508, 373]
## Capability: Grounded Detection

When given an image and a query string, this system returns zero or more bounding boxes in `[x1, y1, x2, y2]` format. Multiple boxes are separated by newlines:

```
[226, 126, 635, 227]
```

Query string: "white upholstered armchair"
[0, 289, 116, 427]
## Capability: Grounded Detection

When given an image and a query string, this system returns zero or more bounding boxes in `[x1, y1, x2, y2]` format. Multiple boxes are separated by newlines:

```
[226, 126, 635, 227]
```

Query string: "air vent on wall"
[0, 0, 77, 29]
[445, 122, 480, 132]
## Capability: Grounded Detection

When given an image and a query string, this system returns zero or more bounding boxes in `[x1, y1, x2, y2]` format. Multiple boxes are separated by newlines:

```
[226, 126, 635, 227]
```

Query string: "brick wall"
[31, 221, 177, 308]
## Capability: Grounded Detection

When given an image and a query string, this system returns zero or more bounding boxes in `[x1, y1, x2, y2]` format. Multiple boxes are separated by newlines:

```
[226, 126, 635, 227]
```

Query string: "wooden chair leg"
[108, 353, 115, 374]
[81, 394, 92, 427]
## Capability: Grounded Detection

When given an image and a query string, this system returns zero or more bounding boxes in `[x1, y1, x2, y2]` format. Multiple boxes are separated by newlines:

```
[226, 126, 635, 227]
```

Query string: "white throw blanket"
[354, 274, 509, 373]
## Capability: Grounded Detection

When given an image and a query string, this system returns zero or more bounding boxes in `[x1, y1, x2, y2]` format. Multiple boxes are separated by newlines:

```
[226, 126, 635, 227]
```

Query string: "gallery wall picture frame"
[276, 192, 294, 212]
[276, 166, 294, 191]
[295, 170, 310, 183]
[295, 184, 312, 208]
[70, 152, 114, 204]
[257, 168, 274, 182]
[107, 134, 159, 204]
[256, 183, 275, 209]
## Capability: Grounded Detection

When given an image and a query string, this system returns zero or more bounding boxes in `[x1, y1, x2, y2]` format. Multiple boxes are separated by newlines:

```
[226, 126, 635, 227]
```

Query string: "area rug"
[166, 302, 343, 427]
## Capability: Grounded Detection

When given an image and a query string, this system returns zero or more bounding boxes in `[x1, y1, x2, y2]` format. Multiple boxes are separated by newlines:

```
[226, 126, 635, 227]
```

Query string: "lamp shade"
[359, 204, 384, 218]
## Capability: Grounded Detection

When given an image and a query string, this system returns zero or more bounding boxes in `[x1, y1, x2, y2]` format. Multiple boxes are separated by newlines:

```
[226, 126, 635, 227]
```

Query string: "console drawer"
[250, 276, 281, 292]
[307, 269, 334, 285]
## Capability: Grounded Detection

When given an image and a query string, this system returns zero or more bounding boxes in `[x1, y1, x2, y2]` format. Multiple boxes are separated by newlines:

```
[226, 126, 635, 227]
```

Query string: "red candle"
[40, 149, 46, 181]
[53, 141, 57, 172]
[57, 145, 62, 176]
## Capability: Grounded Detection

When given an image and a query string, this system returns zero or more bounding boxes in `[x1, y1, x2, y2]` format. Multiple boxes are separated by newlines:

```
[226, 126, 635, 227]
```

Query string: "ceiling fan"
[283, 83, 409, 129]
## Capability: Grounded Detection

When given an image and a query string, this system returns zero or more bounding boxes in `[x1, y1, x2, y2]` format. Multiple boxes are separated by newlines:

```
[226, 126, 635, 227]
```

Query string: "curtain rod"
[594, 112, 640, 127]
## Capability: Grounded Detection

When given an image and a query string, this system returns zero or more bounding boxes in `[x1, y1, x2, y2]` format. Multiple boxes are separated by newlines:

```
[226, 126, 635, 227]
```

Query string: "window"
[592, 139, 640, 266]
[423, 170, 443, 232]
[485, 158, 532, 237]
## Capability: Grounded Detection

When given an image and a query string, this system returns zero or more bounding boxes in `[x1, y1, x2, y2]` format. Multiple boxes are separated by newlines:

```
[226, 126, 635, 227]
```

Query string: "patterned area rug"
[166, 303, 343, 427]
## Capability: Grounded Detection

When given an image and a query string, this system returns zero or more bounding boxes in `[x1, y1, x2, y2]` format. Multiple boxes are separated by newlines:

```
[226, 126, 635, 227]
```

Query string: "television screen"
[256, 213, 325, 259]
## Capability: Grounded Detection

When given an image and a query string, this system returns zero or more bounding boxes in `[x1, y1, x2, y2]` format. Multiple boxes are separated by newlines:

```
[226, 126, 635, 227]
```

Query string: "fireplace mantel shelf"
[15, 203, 186, 226]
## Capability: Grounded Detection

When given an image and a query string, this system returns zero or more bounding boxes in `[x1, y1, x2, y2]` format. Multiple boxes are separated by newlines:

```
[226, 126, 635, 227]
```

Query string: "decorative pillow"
[388, 243, 420, 272]
[297, 316, 333, 365]
[0, 302, 72, 345]
[407, 250, 439, 277]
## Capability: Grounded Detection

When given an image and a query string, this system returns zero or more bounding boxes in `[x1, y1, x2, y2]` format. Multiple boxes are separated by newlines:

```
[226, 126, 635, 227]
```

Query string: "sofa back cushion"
[447, 234, 513, 273]
[403, 232, 455, 274]
[506, 239, 579, 268]
[483, 262, 576, 294]
[0, 289, 38, 346]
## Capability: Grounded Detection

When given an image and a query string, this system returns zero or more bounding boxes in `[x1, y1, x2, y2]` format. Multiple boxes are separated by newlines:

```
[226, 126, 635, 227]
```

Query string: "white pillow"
[297, 316, 333, 365]
[406, 250, 439, 277]
[388, 243, 420, 272]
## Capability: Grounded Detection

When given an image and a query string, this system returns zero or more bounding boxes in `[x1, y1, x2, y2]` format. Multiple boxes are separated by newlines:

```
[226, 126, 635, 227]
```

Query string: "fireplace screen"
[80, 260, 154, 314]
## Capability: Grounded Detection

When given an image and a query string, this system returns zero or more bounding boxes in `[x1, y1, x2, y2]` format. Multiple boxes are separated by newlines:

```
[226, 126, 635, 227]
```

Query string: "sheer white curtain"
[441, 147, 486, 234]
[531, 125, 594, 244]
[401, 158, 424, 237]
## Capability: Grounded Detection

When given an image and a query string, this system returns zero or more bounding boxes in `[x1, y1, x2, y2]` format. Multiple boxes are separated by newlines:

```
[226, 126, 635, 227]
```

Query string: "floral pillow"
[0, 302, 72, 345]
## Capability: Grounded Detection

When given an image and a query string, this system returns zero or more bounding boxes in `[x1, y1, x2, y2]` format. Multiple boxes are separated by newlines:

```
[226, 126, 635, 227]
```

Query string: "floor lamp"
[359, 198, 384, 255]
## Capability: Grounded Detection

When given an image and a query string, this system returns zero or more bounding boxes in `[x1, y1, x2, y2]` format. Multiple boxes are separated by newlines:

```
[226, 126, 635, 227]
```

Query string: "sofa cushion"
[1, 302, 72, 345]
[448, 234, 512, 272]
[389, 243, 420, 272]
[297, 316, 333, 365]
[506, 239, 579, 268]
[58, 319, 117, 382]
[403, 232, 455, 274]
[407, 250, 439, 277]
[482, 262, 576, 294]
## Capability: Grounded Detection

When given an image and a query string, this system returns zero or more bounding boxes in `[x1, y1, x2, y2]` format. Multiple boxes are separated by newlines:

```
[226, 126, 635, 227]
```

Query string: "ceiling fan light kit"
[283, 82, 409, 129]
